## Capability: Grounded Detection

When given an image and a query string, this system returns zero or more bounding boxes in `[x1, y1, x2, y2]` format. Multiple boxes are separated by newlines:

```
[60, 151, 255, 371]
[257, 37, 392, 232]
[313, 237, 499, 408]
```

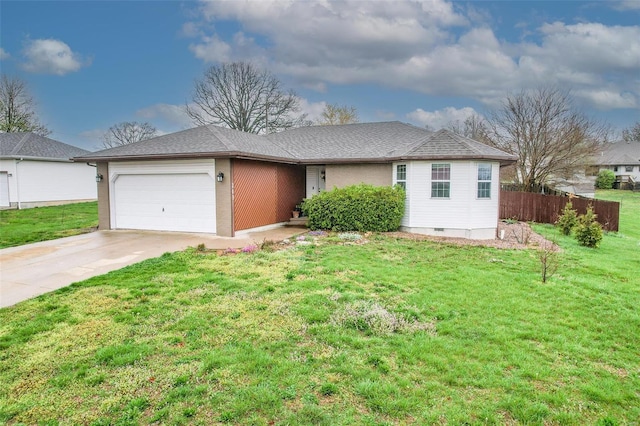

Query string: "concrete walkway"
[0, 226, 305, 308]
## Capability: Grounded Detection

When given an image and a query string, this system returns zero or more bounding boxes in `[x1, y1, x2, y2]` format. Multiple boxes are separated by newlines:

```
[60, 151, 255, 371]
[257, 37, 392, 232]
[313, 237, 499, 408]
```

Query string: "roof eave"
[73, 151, 301, 165]
[0, 155, 75, 162]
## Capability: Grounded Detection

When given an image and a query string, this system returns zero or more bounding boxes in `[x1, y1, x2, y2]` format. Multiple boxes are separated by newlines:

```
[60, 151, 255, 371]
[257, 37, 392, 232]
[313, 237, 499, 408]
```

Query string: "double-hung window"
[396, 164, 407, 190]
[431, 164, 450, 198]
[477, 163, 492, 199]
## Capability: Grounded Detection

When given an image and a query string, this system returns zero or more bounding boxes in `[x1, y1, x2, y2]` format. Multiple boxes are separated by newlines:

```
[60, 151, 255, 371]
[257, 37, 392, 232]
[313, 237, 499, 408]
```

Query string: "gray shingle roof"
[594, 142, 640, 166]
[75, 121, 517, 164]
[0, 132, 90, 160]
[266, 121, 434, 161]
[404, 129, 516, 161]
[75, 125, 295, 162]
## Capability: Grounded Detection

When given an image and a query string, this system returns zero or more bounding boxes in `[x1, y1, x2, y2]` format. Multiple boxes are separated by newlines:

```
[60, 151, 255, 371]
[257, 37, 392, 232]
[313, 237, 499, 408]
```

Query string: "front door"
[306, 166, 326, 198]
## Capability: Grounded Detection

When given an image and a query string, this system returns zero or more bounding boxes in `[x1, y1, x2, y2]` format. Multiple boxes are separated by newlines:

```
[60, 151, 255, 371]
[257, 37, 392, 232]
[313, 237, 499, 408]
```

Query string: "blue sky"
[1, 0, 639, 150]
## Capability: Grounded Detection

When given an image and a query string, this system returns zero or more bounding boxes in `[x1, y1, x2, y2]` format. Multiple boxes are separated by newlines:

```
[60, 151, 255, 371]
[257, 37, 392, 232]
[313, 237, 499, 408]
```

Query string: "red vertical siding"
[233, 160, 305, 231]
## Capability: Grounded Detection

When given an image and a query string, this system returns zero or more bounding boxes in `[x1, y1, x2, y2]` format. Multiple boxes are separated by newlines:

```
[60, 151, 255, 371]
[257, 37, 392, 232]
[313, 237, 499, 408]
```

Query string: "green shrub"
[575, 206, 603, 248]
[301, 184, 405, 232]
[556, 201, 578, 235]
[595, 169, 616, 189]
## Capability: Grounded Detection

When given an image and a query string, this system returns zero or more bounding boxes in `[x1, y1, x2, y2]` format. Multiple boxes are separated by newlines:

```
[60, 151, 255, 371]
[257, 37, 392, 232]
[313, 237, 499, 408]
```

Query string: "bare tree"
[487, 87, 610, 192]
[186, 62, 304, 134]
[0, 74, 50, 135]
[102, 121, 157, 148]
[446, 114, 492, 144]
[317, 103, 359, 125]
[621, 121, 640, 142]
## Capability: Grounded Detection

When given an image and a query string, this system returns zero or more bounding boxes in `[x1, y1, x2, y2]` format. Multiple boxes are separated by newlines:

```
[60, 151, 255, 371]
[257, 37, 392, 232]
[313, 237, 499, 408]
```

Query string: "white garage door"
[0, 172, 9, 207]
[113, 173, 216, 233]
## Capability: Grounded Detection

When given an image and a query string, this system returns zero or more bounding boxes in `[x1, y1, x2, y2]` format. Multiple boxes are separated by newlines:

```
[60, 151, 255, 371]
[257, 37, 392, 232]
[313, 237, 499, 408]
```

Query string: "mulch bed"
[386, 221, 559, 251]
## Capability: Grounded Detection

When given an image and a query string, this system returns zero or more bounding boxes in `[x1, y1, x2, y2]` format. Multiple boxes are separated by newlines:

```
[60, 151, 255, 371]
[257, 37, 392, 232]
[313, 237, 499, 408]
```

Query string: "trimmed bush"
[575, 206, 603, 248]
[556, 201, 578, 235]
[301, 184, 405, 232]
[595, 169, 616, 189]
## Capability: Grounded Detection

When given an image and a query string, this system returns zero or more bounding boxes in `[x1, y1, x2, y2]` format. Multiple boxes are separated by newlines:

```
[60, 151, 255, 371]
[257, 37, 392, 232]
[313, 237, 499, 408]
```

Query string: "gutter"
[1, 155, 76, 163]
[73, 152, 518, 167]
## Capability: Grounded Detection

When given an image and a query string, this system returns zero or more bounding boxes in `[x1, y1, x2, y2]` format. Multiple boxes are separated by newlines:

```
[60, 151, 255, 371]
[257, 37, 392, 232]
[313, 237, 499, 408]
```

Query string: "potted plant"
[292, 204, 302, 218]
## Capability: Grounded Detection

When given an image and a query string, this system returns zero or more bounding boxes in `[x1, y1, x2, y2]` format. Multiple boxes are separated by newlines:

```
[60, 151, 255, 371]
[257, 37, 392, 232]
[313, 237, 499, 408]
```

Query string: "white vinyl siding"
[0, 159, 96, 206]
[401, 160, 500, 239]
[393, 162, 411, 227]
[0, 172, 9, 207]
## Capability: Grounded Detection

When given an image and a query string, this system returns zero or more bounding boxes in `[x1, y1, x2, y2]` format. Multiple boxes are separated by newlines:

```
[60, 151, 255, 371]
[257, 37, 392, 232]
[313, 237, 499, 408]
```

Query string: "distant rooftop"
[0, 132, 90, 161]
[594, 141, 640, 166]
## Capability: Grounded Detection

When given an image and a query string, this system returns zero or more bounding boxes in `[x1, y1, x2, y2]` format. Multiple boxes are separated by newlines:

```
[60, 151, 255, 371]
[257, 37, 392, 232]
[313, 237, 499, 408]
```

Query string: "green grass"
[0, 193, 638, 425]
[0, 202, 98, 248]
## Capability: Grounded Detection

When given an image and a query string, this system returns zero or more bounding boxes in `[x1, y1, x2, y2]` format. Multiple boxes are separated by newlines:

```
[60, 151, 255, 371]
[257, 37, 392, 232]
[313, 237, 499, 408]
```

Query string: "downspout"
[15, 158, 23, 209]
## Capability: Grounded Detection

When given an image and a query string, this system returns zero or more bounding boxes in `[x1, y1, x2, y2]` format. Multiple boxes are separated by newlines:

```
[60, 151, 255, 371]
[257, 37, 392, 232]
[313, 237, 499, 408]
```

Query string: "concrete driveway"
[0, 227, 304, 308]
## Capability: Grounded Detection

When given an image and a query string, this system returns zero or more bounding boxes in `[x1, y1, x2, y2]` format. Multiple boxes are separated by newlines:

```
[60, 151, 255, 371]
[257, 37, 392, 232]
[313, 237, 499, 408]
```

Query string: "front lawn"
[0, 202, 98, 249]
[0, 194, 638, 424]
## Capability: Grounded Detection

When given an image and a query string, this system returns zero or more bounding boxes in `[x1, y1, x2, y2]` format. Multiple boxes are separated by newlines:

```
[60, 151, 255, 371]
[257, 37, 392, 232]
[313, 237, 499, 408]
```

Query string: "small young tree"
[539, 241, 559, 283]
[595, 169, 616, 189]
[556, 201, 578, 235]
[575, 206, 603, 248]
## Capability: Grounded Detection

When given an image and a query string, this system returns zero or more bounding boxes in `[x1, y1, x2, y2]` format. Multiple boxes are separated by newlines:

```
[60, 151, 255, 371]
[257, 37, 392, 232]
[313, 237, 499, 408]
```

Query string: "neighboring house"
[75, 122, 516, 240]
[0, 133, 97, 209]
[594, 141, 640, 188]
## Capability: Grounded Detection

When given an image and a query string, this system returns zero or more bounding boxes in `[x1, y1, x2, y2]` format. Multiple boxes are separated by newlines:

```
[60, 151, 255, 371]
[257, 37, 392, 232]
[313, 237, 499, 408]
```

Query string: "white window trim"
[477, 163, 492, 199]
[395, 163, 407, 191]
[431, 163, 450, 199]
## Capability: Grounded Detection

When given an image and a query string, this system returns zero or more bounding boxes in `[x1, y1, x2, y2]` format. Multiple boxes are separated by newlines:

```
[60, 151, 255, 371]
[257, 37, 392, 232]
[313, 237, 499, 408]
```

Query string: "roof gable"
[0, 133, 90, 160]
[404, 129, 516, 161]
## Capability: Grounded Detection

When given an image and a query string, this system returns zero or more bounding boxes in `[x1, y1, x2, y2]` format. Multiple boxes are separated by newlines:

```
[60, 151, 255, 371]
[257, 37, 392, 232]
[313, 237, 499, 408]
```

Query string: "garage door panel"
[113, 173, 216, 233]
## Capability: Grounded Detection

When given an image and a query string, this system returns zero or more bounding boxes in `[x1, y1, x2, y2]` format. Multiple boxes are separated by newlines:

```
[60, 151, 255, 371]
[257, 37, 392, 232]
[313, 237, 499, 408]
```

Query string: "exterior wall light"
[216, 172, 224, 182]
[96, 173, 103, 182]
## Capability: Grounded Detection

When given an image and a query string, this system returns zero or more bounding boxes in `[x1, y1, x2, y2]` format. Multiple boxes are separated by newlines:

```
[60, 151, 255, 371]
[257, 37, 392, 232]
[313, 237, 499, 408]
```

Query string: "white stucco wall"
[0, 159, 97, 207]
[394, 160, 500, 240]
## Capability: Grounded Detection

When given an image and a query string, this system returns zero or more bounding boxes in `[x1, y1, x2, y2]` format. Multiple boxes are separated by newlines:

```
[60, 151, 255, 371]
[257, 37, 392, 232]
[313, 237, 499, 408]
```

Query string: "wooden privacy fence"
[500, 191, 619, 232]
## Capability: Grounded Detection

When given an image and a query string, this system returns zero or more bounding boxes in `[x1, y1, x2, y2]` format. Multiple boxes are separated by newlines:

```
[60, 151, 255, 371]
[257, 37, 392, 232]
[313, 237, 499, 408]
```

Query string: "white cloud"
[609, 0, 640, 11]
[22, 38, 87, 75]
[296, 98, 326, 123]
[0, 48, 9, 60]
[406, 106, 479, 129]
[136, 103, 194, 129]
[189, 35, 232, 63]
[186, 0, 640, 111]
[574, 89, 637, 110]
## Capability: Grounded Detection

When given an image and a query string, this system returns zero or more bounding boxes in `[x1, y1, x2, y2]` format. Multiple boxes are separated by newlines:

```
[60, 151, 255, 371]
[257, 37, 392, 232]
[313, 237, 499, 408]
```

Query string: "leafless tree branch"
[0, 74, 51, 136]
[101, 121, 157, 148]
[186, 62, 304, 134]
[486, 87, 611, 191]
